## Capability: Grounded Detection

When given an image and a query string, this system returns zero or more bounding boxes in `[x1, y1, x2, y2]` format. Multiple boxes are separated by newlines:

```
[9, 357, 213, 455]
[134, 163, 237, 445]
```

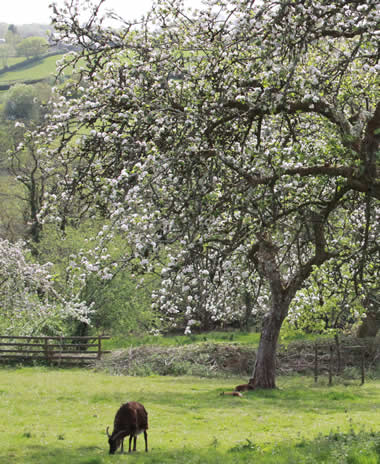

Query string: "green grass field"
[0, 367, 379, 464]
[0, 54, 65, 84]
[0, 57, 26, 69]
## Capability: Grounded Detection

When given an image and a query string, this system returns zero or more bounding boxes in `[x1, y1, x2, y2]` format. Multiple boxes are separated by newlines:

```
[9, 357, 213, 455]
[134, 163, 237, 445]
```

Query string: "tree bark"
[248, 301, 288, 389]
[243, 235, 290, 389]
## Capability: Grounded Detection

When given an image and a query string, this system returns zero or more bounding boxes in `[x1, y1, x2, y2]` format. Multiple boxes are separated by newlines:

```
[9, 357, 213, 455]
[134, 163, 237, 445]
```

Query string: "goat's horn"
[106, 426, 111, 438]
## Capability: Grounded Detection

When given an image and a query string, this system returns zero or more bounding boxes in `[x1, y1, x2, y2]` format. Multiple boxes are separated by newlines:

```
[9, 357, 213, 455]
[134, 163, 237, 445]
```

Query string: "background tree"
[287, 262, 377, 335]
[1, 83, 54, 244]
[0, 238, 91, 335]
[7, 134, 46, 246]
[3, 84, 40, 121]
[5, 24, 21, 57]
[38, 0, 379, 389]
[0, 120, 30, 240]
[35, 222, 161, 336]
[16, 37, 48, 59]
[0, 42, 11, 68]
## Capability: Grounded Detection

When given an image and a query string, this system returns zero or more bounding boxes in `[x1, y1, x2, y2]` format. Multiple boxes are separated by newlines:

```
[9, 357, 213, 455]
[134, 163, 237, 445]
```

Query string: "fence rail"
[0, 335, 110, 365]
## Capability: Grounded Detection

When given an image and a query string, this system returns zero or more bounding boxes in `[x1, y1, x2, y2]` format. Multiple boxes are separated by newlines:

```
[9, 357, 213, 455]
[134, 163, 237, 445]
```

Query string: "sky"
[1, 0, 205, 25]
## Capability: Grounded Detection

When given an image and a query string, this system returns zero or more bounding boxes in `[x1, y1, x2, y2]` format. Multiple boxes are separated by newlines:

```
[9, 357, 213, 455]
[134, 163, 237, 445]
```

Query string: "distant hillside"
[0, 53, 65, 89]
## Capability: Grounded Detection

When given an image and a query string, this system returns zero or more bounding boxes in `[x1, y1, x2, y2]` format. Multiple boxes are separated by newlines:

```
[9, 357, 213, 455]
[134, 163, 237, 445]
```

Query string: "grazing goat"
[106, 401, 148, 455]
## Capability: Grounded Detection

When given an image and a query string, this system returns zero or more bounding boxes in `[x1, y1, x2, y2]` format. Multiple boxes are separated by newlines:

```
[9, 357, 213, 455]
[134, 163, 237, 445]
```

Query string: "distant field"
[0, 57, 25, 69]
[0, 54, 65, 84]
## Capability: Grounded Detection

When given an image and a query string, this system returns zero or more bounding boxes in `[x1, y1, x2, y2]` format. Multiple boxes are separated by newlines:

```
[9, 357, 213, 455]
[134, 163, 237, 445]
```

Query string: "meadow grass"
[0, 367, 379, 464]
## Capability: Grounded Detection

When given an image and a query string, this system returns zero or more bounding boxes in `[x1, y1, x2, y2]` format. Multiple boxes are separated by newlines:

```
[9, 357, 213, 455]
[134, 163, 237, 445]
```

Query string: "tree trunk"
[240, 228, 324, 390]
[248, 302, 288, 389]
[242, 236, 290, 389]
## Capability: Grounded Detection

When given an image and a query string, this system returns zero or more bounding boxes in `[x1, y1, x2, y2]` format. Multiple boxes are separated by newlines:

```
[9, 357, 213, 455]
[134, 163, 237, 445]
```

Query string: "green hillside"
[0, 54, 65, 85]
[1, 57, 25, 68]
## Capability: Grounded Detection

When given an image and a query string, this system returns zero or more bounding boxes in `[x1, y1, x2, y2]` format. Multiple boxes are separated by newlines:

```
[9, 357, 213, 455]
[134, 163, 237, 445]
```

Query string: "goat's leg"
[132, 436, 137, 451]
[120, 438, 124, 454]
[128, 435, 133, 452]
[144, 431, 148, 452]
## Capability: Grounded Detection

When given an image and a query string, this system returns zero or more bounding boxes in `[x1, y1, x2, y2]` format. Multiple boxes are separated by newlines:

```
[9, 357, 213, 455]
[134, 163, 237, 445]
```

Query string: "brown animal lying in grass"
[221, 382, 256, 397]
[235, 383, 255, 392]
[220, 391, 243, 397]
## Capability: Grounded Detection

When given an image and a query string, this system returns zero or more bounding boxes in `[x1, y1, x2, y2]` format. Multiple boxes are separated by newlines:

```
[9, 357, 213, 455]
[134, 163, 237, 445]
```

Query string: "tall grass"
[0, 368, 379, 464]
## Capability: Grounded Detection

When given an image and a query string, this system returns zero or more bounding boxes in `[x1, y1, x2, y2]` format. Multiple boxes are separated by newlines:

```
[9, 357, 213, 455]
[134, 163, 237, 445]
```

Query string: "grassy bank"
[0, 367, 379, 463]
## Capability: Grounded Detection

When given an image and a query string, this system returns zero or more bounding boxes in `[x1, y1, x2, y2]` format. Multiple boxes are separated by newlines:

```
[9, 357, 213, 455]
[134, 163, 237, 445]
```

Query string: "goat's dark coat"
[107, 401, 148, 455]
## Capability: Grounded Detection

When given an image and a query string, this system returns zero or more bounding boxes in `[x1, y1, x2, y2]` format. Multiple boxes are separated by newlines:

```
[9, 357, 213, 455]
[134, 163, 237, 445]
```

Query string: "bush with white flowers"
[0, 238, 91, 335]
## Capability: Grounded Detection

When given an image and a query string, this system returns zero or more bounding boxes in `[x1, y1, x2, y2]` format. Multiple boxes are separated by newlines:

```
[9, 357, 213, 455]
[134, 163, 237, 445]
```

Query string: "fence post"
[58, 336, 63, 367]
[329, 345, 333, 386]
[44, 338, 50, 363]
[314, 343, 318, 383]
[361, 347, 365, 385]
[334, 334, 341, 375]
[98, 336, 102, 360]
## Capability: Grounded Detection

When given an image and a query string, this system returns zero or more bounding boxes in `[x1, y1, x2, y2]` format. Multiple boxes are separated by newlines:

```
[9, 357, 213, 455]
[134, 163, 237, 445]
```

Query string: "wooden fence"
[313, 343, 367, 385]
[0, 335, 110, 366]
[277, 337, 380, 385]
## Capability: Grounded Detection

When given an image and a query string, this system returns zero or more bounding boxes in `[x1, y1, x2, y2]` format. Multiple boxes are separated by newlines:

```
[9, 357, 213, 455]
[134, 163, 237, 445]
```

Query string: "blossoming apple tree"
[39, 0, 379, 387]
[0, 238, 91, 335]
